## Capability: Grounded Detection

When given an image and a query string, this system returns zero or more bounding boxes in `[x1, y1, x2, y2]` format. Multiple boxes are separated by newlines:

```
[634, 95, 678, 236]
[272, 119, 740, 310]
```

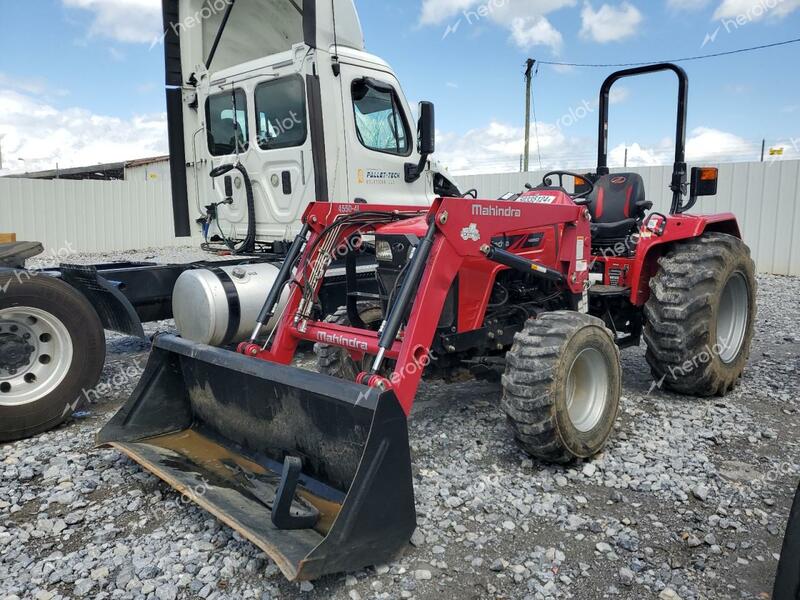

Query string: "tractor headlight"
[376, 240, 394, 262]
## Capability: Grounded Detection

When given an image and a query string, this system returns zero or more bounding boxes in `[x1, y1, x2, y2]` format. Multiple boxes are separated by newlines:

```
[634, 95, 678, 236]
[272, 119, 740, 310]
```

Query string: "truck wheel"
[0, 273, 106, 442]
[314, 302, 383, 380]
[644, 233, 756, 397]
[501, 311, 621, 464]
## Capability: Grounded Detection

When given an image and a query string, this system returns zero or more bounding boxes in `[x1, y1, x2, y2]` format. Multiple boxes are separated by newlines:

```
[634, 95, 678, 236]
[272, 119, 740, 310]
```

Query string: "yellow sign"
[769, 148, 784, 156]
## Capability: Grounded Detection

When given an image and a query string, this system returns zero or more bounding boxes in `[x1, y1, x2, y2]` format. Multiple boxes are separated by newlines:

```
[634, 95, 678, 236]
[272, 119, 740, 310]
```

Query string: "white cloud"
[609, 86, 630, 104]
[0, 88, 167, 175]
[422, 0, 576, 51]
[420, 0, 477, 25]
[509, 16, 564, 51]
[685, 126, 759, 162]
[0, 73, 69, 99]
[667, 0, 712, 10]
[62, 0, 162, 44]
[436, 119, 762, 176]
[580, 2, 644, 43]
[713, 0, 800, 20]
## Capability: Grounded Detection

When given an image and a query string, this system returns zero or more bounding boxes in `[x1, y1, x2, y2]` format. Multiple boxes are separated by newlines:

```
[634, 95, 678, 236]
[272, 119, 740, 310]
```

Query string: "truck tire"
[314, 302, 383, 380]
[0, 272, 106, 442]
[644, 233, 756, 397]
[501, 311, 621, 464]
[774, 483, 800, 600]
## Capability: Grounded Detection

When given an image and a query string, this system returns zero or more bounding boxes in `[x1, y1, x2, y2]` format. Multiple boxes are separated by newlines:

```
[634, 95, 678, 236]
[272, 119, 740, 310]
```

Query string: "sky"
[0, 0, 798, 176]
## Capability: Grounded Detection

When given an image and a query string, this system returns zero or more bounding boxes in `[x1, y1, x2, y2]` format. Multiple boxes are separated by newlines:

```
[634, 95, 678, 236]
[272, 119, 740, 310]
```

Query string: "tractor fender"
[629, 213, 742, 306]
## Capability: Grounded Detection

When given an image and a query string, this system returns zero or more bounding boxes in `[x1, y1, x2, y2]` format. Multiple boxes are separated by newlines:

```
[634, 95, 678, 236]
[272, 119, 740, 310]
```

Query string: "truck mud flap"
[97, 334, 416, 581]
[61, 265, 146, 338]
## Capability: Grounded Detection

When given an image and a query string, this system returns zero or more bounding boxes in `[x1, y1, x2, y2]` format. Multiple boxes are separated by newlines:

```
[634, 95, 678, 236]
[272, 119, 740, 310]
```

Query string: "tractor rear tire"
[314, 302, 383, 380]
[0, 273, 106, 442]
[644, 232, 756, 397]
[501, 311, 621, 464]
[774, 482, 800, 600]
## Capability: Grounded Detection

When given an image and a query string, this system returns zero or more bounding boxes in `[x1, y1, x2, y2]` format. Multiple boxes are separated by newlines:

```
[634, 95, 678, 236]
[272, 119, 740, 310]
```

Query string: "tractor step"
[589, 285, 631, 297]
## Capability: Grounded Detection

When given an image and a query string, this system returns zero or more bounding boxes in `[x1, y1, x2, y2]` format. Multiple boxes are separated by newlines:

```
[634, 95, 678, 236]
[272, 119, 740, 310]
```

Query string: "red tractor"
[100, 63, 756, 581]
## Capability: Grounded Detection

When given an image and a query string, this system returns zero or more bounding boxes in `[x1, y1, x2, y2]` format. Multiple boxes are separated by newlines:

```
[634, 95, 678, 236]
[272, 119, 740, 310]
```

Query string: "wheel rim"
[0, 307, 74, 407]
[566, 347, 609, 433]
[716, 272, 749, 364]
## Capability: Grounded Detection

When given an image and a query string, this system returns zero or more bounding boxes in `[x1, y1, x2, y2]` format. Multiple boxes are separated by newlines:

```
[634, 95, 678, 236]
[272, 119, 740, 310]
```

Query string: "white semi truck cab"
[164, 0, 461, 250]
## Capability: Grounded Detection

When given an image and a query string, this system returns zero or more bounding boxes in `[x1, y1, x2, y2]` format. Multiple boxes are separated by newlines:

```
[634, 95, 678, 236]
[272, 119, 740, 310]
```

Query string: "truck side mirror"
[406, 101, 436, 183]
[417, 101, 435, 156]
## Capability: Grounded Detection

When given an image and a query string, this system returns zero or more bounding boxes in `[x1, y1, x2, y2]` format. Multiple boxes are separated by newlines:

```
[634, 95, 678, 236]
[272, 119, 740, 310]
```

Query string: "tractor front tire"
[644, 233, 756, 397]
[314, 302, 383, 380]
[501, 311, 621, 464]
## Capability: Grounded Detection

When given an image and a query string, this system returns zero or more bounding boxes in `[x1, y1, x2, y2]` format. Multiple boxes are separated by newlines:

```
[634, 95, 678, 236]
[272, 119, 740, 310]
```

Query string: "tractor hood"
[163, 0, 364, 83]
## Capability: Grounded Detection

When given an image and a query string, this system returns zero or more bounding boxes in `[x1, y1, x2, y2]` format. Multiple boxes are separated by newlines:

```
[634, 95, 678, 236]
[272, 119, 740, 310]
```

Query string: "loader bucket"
[97, 334, 416, 581]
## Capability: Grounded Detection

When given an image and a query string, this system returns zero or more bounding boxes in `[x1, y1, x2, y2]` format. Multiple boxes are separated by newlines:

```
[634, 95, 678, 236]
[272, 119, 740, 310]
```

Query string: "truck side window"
[255, 76, 307, 150]
[206, 89, 249, 156]
[352, 79, 410, 157]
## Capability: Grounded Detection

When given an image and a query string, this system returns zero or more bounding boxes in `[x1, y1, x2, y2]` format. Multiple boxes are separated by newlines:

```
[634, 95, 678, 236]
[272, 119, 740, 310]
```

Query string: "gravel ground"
[2, 247, 799, 600]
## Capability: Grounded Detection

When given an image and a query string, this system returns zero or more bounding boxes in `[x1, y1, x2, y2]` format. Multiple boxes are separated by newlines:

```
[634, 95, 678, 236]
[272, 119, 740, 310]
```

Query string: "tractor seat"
[586, 173, 652, 240]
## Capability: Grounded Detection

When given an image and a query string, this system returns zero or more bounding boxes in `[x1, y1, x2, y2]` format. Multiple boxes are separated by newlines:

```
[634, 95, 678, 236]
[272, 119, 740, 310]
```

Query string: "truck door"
[337, 62, 434, 205]
[205, 62, 315, 242]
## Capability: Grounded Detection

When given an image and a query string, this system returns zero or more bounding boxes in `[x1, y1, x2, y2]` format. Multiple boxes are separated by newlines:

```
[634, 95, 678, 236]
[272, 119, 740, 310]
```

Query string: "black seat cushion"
[586, 173, 652, 240]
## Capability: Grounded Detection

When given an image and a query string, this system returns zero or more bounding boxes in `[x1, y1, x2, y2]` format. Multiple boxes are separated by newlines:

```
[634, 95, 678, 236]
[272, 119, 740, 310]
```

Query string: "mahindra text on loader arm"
[99, 1, 758, 583]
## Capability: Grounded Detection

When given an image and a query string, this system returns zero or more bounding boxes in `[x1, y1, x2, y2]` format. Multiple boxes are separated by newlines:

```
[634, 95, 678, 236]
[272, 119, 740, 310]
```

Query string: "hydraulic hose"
[371, 220, 438, 374]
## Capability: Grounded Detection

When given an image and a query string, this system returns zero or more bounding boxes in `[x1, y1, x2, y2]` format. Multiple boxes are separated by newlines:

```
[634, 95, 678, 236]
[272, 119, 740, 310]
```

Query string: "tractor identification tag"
[519, 194, 557, 204]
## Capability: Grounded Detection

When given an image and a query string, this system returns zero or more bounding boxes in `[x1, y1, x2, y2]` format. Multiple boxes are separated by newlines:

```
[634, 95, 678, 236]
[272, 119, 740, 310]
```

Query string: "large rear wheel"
[0, 273, 106, 441]
[644, 232, 756, 397]
[501, 311, 621, 464]
[774, 483, 800, 600]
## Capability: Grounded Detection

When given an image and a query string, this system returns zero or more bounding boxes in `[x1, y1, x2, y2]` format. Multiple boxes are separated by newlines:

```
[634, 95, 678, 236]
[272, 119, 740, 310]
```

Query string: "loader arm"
[245, 198, 591, 414]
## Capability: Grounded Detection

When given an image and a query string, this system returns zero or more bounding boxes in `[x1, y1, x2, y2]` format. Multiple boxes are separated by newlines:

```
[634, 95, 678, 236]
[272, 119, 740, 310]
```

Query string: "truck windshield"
[352, 79, 410, 156]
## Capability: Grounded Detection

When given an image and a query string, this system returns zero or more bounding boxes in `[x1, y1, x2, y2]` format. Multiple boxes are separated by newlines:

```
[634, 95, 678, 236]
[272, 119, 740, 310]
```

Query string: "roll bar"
[596, 63, 689, 214]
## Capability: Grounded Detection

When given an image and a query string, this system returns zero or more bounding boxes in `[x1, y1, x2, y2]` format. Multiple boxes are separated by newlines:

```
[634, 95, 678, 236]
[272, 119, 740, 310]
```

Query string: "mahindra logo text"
[316, 332, 369, 352]
[471, 205, 522, 218]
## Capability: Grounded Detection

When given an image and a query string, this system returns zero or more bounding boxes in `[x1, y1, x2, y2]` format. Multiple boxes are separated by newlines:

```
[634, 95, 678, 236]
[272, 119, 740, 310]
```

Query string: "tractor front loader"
[98, 63, 756, 581]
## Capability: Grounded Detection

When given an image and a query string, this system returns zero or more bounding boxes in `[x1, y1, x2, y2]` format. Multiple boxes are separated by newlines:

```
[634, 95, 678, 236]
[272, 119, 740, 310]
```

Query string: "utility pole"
[523, 59, 535, 173]
[624, 147, 628, 168]
[760, 139, 765, 162]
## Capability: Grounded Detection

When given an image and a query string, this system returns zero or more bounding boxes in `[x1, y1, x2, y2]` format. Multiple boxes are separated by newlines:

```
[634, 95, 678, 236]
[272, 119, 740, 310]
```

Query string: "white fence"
[1, 160, 798, 275]
[0, 178, 199, 254]
[457, 160, 800, 276]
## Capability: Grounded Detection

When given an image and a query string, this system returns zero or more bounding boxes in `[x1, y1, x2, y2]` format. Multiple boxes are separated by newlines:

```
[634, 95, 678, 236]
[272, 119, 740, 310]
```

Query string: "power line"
[536, 37, 800, 68]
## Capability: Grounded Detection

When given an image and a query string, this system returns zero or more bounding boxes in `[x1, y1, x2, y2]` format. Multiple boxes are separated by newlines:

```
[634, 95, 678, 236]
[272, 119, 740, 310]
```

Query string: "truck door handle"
[282, 171, 292, 195]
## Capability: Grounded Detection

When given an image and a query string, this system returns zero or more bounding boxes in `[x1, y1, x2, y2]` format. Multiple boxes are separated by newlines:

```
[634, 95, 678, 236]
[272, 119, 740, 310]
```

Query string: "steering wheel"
[541, 171, 595, 202]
